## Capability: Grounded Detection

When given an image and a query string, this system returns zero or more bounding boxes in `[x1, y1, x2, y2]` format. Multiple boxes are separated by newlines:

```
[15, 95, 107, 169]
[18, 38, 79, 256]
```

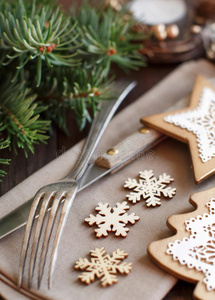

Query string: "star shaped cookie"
[142, 76, 215, 184]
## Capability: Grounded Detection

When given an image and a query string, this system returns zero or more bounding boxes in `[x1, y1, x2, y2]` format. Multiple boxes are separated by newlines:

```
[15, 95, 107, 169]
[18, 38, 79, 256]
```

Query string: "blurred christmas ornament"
[129, 0, 205, 63]
[150, 24, 180, 41]
[166, 24, 180, 39]
[105, 0, 128, 11]
[152, 24, 168, 41]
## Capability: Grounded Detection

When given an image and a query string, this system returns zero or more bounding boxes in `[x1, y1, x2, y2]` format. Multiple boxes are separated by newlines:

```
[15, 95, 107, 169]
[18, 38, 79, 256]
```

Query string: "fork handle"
[63, 81, 136, 182]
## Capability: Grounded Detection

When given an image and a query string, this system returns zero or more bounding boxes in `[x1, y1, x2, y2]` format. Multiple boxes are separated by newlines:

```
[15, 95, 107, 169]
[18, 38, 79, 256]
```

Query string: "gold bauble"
[152, 24, 167, 41]
[166, 24, 179, 39]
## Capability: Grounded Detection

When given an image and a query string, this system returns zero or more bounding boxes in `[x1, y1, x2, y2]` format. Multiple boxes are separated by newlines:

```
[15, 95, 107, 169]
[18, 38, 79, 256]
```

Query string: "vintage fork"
[18, 81, 136, 289]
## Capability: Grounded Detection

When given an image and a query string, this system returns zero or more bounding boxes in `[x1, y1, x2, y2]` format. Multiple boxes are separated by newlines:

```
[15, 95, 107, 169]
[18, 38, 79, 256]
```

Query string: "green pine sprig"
[36, 64, 114, 131]
[0, 77, 50, 156]
[0, 0, 80, 86]
[72, 2, 146, 77]
[0, 0, 147, 181]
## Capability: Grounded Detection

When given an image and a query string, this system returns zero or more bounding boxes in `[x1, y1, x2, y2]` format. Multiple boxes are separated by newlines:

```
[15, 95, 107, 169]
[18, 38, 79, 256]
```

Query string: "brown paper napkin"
[1, 59, 215, 300]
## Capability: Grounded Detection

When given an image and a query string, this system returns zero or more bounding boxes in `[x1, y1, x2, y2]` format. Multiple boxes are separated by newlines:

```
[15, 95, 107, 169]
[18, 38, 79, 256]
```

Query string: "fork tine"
[48, 188, 77, 289]
[18, 192, 45, 288]
[28, 192, 56, 288]
[38, 192, 65, 288]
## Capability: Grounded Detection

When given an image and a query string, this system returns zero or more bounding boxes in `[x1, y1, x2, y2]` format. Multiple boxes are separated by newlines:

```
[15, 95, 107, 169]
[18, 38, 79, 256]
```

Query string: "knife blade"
[0, 95, 188, 239]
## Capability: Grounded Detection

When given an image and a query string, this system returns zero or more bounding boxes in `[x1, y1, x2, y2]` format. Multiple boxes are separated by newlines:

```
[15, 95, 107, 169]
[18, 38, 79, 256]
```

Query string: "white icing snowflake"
[164, 87, 215, 163]
[85, 202, 139, 237]
[124, 170, 176, 207]
[75, 247, 132, 287]
[167, 198, 215, 291]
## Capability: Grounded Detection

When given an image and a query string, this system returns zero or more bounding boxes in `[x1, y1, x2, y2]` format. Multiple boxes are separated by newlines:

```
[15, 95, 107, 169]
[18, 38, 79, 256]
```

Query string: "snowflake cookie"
[75, 247, 132, 287]
[124, 170, 176, 207]
[85, 202, 139, 237]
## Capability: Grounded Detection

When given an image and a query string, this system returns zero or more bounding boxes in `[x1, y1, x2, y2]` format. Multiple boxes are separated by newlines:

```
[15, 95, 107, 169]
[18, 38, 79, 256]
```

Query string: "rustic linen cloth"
[1, 59, 215, 300]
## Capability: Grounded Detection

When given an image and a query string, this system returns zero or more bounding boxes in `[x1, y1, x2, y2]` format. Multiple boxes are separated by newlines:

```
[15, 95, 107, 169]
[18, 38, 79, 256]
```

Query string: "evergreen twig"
[0, 0, 79, 86]
[72, 2, 146, 77]
[0, 77, 50, 156]
[0, 0, 147, 181]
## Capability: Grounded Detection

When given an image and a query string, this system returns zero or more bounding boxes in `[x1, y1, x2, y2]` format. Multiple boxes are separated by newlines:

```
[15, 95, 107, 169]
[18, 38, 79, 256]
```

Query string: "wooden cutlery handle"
[95, 95, 189, 173]
[95, 128, 165, 173]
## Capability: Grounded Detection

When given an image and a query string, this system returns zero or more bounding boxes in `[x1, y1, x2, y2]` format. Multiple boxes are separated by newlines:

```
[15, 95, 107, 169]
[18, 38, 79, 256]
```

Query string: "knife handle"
[95, 127, 166, 173]
[95, 95, 189, 173]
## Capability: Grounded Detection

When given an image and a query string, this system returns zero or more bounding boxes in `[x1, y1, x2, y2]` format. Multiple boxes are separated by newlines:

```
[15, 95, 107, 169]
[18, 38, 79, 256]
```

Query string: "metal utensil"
[0, 96, 188, 243]
[17, 80, 136, 290]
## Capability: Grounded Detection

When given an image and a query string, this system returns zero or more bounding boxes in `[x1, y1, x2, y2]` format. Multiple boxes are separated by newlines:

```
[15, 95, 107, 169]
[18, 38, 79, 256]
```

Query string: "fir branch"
[0, 0, 148, 183]
[0, 78, 50, 156]
[0, 0, 147, 135]
[72, 2, 147, 77]
[36, 65, 114, 131]
[0, 0, 80, 86]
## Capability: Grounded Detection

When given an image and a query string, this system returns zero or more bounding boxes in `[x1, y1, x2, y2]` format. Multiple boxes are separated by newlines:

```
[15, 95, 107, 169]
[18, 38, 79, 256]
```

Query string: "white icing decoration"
[166, 198, 215, 291]
[164, 87, 215, 163]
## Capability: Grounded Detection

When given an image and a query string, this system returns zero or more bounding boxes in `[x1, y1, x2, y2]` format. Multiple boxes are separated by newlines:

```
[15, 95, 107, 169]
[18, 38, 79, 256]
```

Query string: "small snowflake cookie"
[75, 247, 132, 287]
[85, 201, 139, 237]
[124, 170, 176, 207]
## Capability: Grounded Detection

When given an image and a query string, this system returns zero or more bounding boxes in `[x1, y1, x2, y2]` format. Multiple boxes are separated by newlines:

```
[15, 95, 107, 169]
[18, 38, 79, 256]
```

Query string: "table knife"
[0, 96, 188, 239]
